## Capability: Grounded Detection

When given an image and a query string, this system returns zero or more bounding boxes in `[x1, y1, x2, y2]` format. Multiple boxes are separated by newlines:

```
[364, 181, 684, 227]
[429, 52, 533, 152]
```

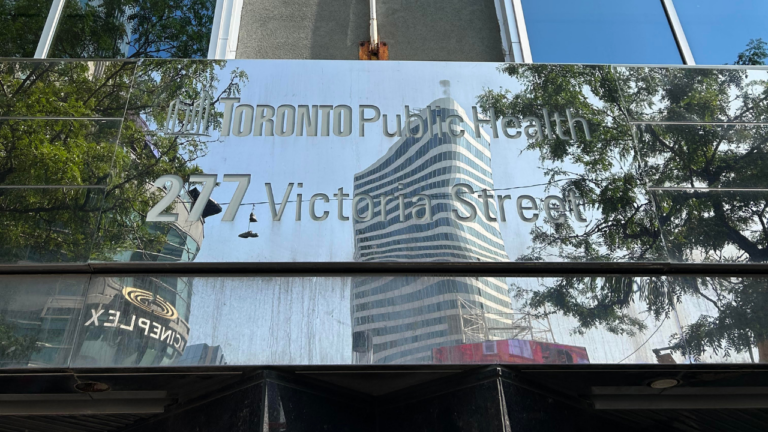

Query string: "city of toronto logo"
[164, 91, 213, 136]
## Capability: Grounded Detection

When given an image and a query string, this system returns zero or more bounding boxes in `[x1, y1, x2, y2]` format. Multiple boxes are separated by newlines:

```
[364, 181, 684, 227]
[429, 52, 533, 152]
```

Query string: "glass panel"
[652, 189, 768, 263]
[2, 60, 764, 266]
[613, 66, 768, 123]
[670, 276, 767, 363]
[0, 119, 119, 262]
[0, 187, 104, 263]
[520, 0, 682, 64]
[264, 381, 373, 431]
[377, 379, 505, 431]
[0, 61, 135, 118]
[500, 379, 610, 431]
[64, 275, 699, 367]
[675, 0, 768, 65]
[48, 0, 216, 58]
[120, 382, 263, 430]
[0, 274, 749, 367]
[0, 0, 53, 57]
[0, 275, 89, 368]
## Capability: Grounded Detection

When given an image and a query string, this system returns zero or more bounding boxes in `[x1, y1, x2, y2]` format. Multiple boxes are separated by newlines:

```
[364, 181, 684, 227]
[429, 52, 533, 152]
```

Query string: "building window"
[49, 0, 216, 58]
[520, 0, 682, 64]
[674, 0, 768, 65]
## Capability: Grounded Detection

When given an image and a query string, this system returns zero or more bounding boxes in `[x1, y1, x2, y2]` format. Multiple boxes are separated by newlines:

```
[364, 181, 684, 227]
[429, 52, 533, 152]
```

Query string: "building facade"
[0, 1, 767, 431]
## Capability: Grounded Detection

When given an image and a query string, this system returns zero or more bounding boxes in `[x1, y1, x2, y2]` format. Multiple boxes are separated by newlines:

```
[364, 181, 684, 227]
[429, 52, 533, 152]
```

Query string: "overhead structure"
[359, 0, 388, 60]
[458, 297, 555, 344]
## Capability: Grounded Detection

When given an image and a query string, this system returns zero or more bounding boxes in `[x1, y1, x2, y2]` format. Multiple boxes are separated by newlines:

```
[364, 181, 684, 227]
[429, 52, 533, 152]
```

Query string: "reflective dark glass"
[48, 0, 216, 58]
[0, 0, 53, 57]
[1, 274, 765, 367]
[0, 275, 89, 368]
[0, 187, 105, 263]
[675, 0, 768, 65]
[520, 0, 682, 64]
[378, 379, 505, 431]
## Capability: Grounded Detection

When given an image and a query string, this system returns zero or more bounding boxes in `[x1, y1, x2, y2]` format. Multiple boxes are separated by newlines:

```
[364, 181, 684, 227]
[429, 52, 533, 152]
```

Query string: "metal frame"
[4, 261, 768, 277]
[509, 0, 532, 63]
[32, 0, 245, 59]
[494, 0, 532, 63]
[34, 0, 66, 58]
[492, 0, 514, 62]
[661, 0, 696, 65]
[502, 0, 696, 65]
[458, 298, 555, 344]
[29, 0, 695, 65]
[208, 0, 244, 59]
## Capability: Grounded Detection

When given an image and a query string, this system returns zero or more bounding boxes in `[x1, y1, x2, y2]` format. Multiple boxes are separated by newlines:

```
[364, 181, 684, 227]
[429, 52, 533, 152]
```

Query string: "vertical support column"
[493, 0, 514, 62]
[510, 0, 532, 63]
[369, 0, 379, 48]
[661, 0, 696, 65]
[494, 0, 532, 63]
[208, 0, 244, 59]
[226, 0, 244, 59]
[34, 0, 67, 58]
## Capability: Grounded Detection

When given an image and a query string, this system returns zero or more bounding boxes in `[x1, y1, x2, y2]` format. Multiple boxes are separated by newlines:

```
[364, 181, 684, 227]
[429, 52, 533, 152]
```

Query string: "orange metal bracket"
[359, 41, 388, 60]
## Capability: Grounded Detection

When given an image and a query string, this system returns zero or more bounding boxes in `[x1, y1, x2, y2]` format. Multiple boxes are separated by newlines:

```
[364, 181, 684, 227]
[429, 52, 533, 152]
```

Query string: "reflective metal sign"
[0, 60, 767, 266]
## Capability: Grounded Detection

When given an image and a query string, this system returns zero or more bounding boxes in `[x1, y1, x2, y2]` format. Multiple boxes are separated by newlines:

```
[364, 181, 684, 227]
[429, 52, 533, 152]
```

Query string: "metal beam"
[208, 0, 244, 59]
[34, 0, 67, 58]
[661, 0, 696, 65]
[593, 394, 768, 409]
[2, 261, 768, 277]
[510, 0, 532, 63]
[494, 0, 532, 63]
[0, 399, 172, 415]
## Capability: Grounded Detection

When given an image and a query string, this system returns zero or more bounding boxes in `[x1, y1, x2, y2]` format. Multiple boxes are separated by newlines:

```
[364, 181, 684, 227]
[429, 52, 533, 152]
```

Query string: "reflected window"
[520, 0, 682, 64]
[0, 0, 53, 57]
[675, 0, 768, 65]
[48, 0, 216, 58]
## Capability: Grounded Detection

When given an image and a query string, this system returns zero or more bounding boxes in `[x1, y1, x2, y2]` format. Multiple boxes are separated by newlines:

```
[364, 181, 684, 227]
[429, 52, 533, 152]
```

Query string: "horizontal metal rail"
[1, 261, 768, 277]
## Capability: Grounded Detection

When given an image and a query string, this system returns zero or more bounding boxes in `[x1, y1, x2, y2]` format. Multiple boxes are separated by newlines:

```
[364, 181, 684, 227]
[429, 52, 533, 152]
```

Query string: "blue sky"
[675, 0, 768, 65]
[521, 0, 682, 65]
[521, 0, 767, 65]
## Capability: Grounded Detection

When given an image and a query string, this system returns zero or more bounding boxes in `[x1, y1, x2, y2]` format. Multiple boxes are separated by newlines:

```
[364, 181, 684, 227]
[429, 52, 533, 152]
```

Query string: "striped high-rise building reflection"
[351, 97, 515, 364]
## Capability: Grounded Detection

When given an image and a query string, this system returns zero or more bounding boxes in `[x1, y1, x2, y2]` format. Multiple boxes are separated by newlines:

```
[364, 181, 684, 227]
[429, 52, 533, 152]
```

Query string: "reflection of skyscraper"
[178, 343, 227, 365]
[351, 97, 515, 364]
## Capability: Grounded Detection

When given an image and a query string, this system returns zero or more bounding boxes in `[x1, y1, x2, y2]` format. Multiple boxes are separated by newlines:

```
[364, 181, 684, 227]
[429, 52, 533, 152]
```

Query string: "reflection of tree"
[0, 316, 38, 365]
[0, 0, 51, 57]
[51, 0, 216, 58]
[0, 60, 247, 262]
[479, 43, 768, 361]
